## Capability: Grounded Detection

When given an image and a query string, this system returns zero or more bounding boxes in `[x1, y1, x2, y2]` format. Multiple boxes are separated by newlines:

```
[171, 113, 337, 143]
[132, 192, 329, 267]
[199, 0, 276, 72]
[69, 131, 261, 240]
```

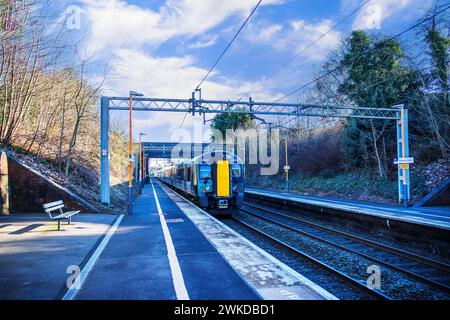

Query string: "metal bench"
[43, 201, 80, 231]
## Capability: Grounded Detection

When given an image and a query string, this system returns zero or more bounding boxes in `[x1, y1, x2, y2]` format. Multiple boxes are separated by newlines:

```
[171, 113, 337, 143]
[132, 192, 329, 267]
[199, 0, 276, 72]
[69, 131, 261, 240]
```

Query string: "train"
[157, 151, 245, 212]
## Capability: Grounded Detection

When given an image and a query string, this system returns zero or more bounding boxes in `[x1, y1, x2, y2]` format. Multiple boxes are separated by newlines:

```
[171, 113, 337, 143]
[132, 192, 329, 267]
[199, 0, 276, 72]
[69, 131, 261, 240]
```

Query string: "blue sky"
[55, 0, 444, 142]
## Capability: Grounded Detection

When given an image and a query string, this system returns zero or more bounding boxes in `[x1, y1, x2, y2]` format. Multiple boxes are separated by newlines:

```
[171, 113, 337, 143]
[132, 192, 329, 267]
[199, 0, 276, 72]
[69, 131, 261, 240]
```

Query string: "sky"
[53, 0, 444, 142]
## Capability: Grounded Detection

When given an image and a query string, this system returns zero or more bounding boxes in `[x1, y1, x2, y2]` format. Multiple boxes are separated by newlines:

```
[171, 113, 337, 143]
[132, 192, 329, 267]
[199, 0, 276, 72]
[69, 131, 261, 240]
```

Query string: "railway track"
[229, 217, 390, 300]
[232, 202, 450, 300]
[242, 202, 450, 271]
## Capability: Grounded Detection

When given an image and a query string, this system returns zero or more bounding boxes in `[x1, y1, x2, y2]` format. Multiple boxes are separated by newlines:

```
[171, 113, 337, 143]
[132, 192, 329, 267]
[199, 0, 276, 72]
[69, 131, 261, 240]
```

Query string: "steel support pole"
[138, 139, 142, 195]
[285, 138, 289, 193]
[140, 153, 142, 189]
[143, 154, 147, 184]
[396, 116, 402, 203]
[128, 95, 133, 215]
[143, 155, 146, 183]
[100, 97, 111, 205]
[135, 151, 139, 187]
[403, 105, 411, 207]
[139, 134, 145, 190]
[140, 143, 143, 189]
[396, 104, 410, 208]
[148, 157, 150, 180]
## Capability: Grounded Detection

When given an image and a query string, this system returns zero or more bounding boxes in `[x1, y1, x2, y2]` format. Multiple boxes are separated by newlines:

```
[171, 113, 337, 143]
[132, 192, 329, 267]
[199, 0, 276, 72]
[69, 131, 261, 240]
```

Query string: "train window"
[231, 164, 242, 179]
[199, 165, 211, 180]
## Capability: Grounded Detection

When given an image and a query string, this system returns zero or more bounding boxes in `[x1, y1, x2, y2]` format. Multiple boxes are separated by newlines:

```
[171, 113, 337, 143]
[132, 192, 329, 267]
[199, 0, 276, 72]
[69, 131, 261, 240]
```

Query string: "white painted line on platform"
[158, 181, 337, 301]
[0, 225, 20, 233]
[62, 214, 124, 300]
[151, 181, 190, 301]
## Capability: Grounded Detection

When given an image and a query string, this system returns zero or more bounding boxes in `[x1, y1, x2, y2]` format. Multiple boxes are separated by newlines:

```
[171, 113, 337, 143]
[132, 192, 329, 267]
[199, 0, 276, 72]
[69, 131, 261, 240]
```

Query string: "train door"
[186, 165, 193, 194]
[184, 164, 187, 190]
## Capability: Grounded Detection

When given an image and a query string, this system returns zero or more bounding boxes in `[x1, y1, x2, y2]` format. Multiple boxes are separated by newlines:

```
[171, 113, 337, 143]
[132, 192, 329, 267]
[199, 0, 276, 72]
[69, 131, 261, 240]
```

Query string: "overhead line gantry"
[105, 96, 399, 119]
[100, 96, 410, 208]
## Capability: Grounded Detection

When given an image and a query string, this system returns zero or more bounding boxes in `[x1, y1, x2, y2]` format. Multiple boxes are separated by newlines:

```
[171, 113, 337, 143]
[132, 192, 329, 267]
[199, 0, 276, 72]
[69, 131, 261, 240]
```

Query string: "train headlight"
[205, 185, 212, 192]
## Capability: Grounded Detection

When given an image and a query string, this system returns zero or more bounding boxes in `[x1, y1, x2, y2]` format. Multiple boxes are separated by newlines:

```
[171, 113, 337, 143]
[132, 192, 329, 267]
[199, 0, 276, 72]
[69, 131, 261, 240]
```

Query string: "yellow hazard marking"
[217, 160, 230, 197]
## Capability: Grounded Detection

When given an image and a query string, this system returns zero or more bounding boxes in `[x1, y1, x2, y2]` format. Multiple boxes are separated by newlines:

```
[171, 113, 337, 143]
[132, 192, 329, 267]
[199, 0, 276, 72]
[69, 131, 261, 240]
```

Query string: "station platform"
[64, 180, 335, 300]
[246, 188, 450, 231]
[0, 213, 116, 299]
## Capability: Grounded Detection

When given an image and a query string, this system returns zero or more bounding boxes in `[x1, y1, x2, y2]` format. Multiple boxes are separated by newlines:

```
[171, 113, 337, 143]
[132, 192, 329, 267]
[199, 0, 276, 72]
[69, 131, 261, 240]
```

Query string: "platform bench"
[43, 200, 80, 231]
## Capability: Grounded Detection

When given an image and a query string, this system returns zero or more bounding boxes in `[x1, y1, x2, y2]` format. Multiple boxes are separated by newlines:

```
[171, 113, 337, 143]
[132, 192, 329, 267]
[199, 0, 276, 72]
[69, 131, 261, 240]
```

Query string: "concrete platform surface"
[246, 188, 450, 230]
[70, 182, 260, 300]
[0, 183, 336, 300]
[0, 213, 117, 299]
[160, 182, 336, 301]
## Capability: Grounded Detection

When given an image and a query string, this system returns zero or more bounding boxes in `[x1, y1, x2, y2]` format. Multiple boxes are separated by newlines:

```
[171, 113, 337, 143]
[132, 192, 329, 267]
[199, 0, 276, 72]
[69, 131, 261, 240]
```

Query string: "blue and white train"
[158, 151, 245, 212]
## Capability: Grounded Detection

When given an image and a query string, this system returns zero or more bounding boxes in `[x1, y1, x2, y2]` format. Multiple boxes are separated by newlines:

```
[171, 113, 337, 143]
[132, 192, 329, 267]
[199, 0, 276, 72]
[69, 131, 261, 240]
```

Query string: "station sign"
[399, 164, 409, 169]
[394, 157, 414, 165]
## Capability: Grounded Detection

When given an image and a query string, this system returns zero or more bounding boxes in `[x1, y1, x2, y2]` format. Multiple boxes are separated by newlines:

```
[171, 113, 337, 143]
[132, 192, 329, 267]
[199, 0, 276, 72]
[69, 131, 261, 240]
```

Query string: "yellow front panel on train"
[216, 160, 230, 197]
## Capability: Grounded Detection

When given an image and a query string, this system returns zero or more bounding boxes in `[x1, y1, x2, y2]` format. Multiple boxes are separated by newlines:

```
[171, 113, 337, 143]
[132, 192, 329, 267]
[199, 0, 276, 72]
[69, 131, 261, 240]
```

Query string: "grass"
[292, 172, 397, 200]
[247, 169, 429, 205]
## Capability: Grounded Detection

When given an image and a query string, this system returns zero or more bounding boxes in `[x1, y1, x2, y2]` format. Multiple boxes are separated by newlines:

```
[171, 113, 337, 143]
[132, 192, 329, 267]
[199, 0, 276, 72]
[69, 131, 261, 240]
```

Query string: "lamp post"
[139, 133, 146, 193]
[128, 91, 144, 215]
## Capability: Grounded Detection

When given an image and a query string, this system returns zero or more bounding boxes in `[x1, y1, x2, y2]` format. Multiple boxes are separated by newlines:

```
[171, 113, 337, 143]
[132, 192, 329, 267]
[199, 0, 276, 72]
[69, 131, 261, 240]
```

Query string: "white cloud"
[250, 23, 283, 42]
[81, 0, 165, 55]
[78, 0, 287, 141]
[188, 35, 219, 49]
[81, 0, 284, 55]
[245, 19, 342, 62]
[347, 0, 434, 30]
[105, 49, 280, 138]
[161, 0, 284, 36]
[107, 48, 278, 100]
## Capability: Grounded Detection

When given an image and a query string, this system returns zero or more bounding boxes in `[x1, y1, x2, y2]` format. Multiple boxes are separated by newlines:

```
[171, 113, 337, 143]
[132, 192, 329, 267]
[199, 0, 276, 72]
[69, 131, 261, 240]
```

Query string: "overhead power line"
[179, 112, 189, 130]
[274, 3, 450, 103]
[194, 0, 263, 91]
[181, 0, 263, 131]
[238, 0, 372, 101]
[271, 63, 436, 132]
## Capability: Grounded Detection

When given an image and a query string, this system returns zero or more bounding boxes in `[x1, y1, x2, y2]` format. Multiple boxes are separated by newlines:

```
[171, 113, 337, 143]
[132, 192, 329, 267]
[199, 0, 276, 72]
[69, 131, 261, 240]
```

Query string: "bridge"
[141, 142, 230, 159]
